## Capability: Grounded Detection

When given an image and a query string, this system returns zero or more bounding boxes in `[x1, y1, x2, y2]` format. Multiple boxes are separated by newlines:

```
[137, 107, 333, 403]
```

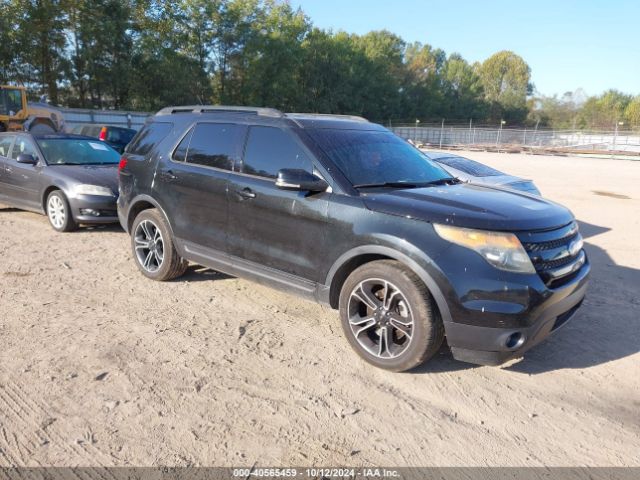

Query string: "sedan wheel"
[46, 191, 78, 232]
[47, 195, 65, 229]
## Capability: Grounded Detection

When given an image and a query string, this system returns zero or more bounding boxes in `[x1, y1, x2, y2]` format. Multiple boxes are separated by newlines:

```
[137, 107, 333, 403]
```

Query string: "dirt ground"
[0, 151, 638, 467]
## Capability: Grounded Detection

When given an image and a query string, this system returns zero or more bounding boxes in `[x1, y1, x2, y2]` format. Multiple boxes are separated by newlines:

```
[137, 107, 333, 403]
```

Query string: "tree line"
[1, 0, 638, 130]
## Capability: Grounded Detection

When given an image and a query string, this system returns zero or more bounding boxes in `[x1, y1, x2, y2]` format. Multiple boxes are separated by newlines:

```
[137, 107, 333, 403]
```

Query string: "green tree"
[577, 89, 631, 129]
[0, 1, 20, 83]
[238, 0, 310, 109]
[441, 53, 486, 120]
[13, 0, 69, 103]
[624, 96, 640, 128]
[350, 30, 405, 121]
[479, 50, 532, 123]
[402, 41, 446, 121]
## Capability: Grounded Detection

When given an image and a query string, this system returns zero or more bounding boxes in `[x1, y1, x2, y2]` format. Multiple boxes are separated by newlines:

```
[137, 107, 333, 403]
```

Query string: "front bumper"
[438, 250, 590, 366]
[68, 194, 119, 224]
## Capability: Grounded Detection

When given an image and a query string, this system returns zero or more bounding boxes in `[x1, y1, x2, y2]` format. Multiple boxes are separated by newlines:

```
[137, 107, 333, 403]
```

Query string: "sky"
[289, 0, 640, 98]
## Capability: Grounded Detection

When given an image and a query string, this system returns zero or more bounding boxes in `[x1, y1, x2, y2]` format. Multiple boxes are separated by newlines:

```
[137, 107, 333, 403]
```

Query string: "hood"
[361, 182, 573, 231]
[54, 164, 119, 194]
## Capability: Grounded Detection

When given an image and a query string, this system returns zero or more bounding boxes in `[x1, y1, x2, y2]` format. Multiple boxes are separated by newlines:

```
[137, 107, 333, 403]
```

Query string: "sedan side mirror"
[276, 169, 328, 192]
[17, 153, 37, 165]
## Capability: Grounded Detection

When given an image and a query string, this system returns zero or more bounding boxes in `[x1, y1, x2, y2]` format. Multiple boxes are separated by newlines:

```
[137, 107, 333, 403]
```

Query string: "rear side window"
[242, 126, 311, 179]
[185, 123, 242, 170]
[172, 128, 193, 162]
[0, 135, 15, 157]
[127, 122, 173, 156]
[107, 127, 136, 144]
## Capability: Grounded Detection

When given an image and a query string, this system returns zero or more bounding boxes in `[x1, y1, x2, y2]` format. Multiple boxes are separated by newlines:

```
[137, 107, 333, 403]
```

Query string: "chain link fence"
[60, 107, 150, 131]
[391, 123, 640, 156]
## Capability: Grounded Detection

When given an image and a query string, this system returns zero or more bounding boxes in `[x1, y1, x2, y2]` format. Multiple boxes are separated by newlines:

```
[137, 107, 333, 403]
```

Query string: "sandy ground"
[0, 152, 638, 467]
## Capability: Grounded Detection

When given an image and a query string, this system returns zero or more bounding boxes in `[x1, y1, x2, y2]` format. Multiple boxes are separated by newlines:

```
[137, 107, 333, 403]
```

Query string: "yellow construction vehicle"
[0, 85, 65, 134]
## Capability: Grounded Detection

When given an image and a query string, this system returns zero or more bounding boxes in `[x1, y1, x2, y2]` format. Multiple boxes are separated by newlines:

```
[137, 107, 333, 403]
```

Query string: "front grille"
[523, 231, 578, 252]
[517, 222, 586, 287]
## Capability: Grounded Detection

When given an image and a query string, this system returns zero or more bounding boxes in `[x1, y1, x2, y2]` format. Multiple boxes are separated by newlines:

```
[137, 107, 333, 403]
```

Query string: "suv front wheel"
[131, 209, 188, 281]
[339, 260, 444, 372]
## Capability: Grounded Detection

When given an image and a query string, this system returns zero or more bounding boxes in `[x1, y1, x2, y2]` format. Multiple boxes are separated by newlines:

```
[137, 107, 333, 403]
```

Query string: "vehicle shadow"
[0, 206, 23, 213]
[418, 220, 640, 374]
[506, 219, 640, 374]
[175, 265, 233, 283]
[79, 223, 124, 233]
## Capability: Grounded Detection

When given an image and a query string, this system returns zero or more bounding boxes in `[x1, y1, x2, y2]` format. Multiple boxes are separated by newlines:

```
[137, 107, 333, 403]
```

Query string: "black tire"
[130, 208, 187, 281]
[46, 190, 78, 232]
[339, 260, 444, 372]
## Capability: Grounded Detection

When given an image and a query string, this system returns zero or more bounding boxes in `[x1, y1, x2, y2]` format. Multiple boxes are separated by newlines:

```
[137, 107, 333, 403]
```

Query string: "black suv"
[118, 106, 589, 371]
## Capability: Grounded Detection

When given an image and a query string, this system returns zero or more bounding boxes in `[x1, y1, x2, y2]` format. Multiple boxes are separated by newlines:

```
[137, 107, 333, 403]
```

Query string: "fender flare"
[324, 245, 452, 324]
[125, 194, 175, 237]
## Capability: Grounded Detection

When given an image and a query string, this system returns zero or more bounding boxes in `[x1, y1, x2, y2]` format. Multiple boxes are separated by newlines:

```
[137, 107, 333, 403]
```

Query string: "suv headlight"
[73, 184, 114, 197]
[434, 223, 535, 273]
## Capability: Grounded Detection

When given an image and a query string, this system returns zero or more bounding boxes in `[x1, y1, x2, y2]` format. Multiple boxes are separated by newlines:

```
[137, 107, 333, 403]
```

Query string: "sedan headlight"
[73, 184, 115, 197]
[433, 223, 535, 273]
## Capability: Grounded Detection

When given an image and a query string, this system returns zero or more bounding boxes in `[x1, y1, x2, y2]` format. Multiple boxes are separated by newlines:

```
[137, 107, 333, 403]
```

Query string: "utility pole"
[468, 118, 472, 146]
[496, 119, 505, 147]
[439, 119, 444, 149]
[415, 119, 420, 143]
[613, 121, 623, 152]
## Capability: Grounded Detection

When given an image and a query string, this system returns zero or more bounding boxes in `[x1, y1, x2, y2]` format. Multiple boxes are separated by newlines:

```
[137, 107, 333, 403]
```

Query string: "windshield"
[36, 138, 120, 165]
[426, 154, 503, 177]
[0, 88, 24, 116]
[307, 128, 451, 187]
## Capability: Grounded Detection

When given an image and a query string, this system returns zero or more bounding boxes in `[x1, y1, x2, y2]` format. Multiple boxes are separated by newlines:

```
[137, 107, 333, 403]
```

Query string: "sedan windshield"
[426, 154, 503, 177]
[307, 128, 451, 187]
[36, 138, 120, 165]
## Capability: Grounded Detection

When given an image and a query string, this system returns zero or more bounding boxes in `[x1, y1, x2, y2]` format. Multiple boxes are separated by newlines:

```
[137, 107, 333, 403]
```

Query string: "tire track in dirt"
[0, 380, 119, 479]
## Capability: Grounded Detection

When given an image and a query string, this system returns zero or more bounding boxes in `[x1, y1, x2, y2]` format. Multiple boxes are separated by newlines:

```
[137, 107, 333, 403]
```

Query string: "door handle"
[236, 187, 256, 200]
[159, 169, 177, 181]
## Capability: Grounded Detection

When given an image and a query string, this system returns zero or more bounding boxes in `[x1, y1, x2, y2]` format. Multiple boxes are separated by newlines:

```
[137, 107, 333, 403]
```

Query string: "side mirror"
[276, 169, 328, 192]
[16, 153, 37, 165]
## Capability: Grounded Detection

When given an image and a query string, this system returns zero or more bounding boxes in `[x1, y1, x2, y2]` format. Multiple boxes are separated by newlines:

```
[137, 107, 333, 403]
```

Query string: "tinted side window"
[127, 122, 173, 156]
[108, 128, 135, 144]
[243, 126, 311, 179]
[186, 123, 242, 170]
[172, 127, 193, 162]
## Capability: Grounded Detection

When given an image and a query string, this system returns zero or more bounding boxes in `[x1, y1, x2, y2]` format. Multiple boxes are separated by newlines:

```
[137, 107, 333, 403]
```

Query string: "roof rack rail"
[155, 105, 284, 118]
[286, 113, 369, 123]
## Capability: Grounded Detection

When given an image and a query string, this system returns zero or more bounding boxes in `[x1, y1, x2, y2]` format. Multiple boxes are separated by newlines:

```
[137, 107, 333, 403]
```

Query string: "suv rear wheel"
[131, 209, 188, 281]
[339, 260, 444, 372]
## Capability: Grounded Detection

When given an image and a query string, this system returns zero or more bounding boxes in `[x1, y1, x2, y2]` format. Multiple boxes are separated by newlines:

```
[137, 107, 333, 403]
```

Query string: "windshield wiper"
[353, 181, 422, 189]
[419, 177, 461, 186]
[353, 178, 460, 189]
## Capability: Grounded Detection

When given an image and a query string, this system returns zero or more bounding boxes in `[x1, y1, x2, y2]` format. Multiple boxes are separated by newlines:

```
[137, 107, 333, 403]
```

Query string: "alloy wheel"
[347, 278, 414, 359]
[134, 219, 164, 273]
[47, 195, 65, 229]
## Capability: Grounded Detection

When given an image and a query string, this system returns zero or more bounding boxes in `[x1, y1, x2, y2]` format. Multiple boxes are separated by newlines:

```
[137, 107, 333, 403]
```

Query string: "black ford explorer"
[117, 106, 590, 371]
